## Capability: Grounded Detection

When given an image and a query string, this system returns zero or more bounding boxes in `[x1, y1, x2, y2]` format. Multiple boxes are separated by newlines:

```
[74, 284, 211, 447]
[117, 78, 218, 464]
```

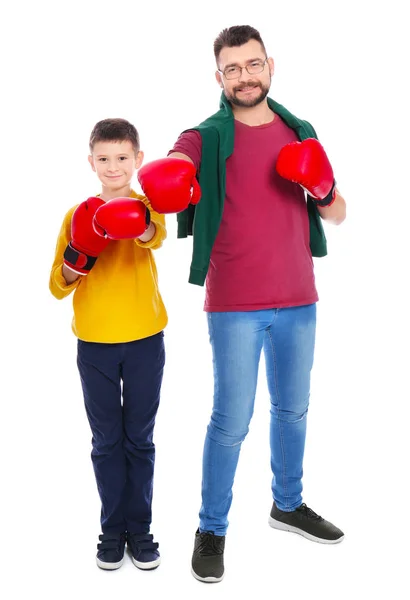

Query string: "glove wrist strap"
[64, 242, 97, 272]
[313, 180, 337, 207]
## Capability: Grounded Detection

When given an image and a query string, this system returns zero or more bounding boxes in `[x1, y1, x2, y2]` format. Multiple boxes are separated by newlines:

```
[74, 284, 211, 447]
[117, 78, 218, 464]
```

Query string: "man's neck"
[231, 100, 275, 127]
[100, 184, 132, 201]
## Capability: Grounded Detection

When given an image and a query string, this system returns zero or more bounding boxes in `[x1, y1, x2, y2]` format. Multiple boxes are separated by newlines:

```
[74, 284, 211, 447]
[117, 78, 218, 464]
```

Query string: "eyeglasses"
[219, 58, 268, 80]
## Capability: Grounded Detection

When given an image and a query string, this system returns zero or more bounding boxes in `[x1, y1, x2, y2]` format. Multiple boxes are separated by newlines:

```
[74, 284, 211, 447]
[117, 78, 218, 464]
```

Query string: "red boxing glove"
[63, 197, 110, 275]
[276, 138, 336, 205]
[93, 197, 150, 240]
[137, 158, 201, 214]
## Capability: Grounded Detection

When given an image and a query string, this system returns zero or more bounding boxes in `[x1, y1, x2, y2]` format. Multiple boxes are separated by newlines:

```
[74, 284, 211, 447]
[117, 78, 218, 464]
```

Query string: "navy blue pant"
[77, 332, 165, 534]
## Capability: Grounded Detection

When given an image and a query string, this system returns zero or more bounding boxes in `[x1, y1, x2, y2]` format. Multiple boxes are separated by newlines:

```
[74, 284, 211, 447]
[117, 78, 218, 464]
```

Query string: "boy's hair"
[213, 25, 267, 63]
[89, 118, 140, 154]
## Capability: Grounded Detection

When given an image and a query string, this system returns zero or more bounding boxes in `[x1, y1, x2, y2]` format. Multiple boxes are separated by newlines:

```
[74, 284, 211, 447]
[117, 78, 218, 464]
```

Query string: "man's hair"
[89, 118, 140, 154]
[213, 25, 267, 63]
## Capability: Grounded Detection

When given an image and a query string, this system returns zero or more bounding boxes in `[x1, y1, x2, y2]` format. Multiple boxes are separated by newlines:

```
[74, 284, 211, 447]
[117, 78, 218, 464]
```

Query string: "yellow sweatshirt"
[49, 191, 168, 343]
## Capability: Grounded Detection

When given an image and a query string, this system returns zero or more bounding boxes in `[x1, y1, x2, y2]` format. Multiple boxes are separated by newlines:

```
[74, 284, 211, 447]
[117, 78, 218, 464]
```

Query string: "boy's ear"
[135, 150, 144, 169]
[88, 155, 96, 172]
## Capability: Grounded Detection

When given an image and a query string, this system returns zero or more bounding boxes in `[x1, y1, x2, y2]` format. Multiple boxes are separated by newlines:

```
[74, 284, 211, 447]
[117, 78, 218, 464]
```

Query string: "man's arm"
[174, 144, 347, 223]
[276, 138, 346, 226]
[317, 188, 346, 225]
[168, 152, 194, 165]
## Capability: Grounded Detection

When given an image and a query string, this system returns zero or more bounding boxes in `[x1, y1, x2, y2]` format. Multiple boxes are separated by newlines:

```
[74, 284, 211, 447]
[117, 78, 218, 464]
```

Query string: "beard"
[226, 79, 270, 108]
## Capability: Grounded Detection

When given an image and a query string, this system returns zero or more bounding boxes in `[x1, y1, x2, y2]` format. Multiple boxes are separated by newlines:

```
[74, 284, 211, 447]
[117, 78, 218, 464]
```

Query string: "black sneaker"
[269, 502, 344, 544]
[191, 529, 225, 583]
[96, 532, 126, 570]
[127, 532, 161, 570]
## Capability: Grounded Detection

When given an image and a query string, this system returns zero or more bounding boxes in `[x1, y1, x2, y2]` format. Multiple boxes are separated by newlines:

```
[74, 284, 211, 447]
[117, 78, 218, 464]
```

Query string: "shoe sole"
[268, 516, 345, 544]
[96, 556, 124, 570]
[131, 556, 161, 570]
[191, 568, 224, 583]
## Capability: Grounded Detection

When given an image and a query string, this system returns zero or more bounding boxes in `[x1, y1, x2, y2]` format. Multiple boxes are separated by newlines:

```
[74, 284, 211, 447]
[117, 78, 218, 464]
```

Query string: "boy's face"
[88, 140, 143, 191]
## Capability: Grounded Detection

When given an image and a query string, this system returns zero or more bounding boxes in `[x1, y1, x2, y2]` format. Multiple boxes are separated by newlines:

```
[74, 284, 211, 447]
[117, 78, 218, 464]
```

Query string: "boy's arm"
[134, 199, 167, 250]
[49, 208, 82, 299]
[62, 264, 80, 284]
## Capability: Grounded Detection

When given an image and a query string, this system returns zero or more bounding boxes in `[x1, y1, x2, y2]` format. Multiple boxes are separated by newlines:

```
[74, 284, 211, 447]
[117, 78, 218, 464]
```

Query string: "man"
[138, 25, 346, 583]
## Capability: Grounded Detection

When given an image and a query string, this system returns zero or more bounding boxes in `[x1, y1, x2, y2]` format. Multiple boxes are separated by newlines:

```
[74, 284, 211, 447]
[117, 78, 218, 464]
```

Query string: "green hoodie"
[177, 93, 329, 286]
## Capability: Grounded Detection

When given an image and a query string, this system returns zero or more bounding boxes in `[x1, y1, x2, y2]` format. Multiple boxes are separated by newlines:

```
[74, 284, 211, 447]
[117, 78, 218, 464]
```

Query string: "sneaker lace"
[197, 533, 224, 556]
[298, 503, 324, 522]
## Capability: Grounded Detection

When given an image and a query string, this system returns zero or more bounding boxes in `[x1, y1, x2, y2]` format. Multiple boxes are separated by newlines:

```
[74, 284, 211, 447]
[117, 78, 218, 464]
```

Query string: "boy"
[49, 118, 167, 571]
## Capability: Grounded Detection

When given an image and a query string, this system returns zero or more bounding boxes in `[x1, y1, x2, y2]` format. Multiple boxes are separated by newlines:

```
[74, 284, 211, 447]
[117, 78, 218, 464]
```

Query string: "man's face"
[216, 39, 274, 108]
[88, 140, 143, 191]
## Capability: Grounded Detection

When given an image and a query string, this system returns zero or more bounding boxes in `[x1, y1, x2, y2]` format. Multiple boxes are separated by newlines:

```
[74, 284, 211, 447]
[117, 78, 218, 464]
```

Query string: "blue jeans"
[199, 305, 316, 535]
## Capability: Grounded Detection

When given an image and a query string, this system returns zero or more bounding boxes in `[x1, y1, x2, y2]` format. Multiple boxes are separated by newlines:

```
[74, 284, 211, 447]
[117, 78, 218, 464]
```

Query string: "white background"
[2, 0, 409, 598]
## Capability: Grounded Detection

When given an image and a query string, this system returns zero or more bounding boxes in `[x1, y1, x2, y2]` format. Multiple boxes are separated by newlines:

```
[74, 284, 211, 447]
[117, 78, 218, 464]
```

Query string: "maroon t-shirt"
[170, 114, 319, 311]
